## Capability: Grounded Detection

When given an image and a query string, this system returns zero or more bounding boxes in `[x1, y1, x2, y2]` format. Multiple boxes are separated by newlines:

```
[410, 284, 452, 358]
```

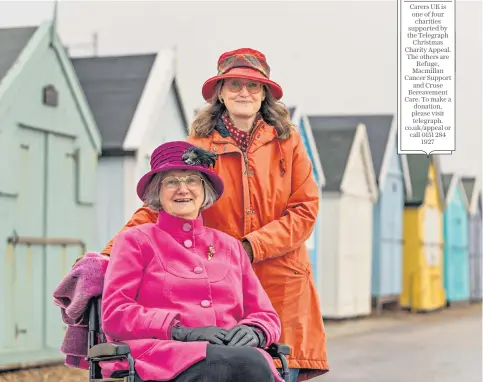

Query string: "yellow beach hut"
[400, 155, 446, 312]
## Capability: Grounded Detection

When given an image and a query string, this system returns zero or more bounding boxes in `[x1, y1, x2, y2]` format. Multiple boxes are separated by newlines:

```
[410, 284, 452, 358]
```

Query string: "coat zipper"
[242, 151, 249, 171]
[242, 150, 249, 236]
[242, 123, 263, 235]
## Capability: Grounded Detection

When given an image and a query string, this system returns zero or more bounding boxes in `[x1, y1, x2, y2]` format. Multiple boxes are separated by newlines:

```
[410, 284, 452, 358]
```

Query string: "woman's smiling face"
[159, 170, 205, 219]
[220, 78, 265, 119]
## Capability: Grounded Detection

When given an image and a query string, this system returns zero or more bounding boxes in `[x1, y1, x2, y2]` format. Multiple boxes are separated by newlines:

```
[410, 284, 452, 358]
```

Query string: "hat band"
[150, 148, 185, 167]
[217, 54, 270, 78]
[151, 156, 185, 170]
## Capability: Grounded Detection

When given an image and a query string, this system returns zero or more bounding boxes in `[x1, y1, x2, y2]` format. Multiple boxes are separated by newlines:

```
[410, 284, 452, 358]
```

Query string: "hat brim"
[202, 67, 283, 101]
[136, 164, 224, 203]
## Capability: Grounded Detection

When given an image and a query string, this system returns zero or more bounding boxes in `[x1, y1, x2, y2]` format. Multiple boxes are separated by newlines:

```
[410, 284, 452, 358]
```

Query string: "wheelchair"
[86, 296, 291, 381]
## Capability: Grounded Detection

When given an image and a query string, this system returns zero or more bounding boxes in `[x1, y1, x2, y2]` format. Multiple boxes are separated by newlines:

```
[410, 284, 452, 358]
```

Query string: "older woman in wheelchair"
[88, 141, 288, 382]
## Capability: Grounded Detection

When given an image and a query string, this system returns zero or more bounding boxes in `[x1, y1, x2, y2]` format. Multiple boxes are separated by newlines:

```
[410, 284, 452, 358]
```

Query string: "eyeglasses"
[161, 175, 204, 190]
[224, 79, 263, 94]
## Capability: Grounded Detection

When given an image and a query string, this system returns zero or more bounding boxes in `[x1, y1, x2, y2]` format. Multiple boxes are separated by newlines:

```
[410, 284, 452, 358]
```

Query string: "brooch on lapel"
[207, 244, 215, 261]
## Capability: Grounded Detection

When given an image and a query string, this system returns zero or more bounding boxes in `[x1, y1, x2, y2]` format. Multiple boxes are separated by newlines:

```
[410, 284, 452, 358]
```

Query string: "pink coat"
[100, 210, 283, 381]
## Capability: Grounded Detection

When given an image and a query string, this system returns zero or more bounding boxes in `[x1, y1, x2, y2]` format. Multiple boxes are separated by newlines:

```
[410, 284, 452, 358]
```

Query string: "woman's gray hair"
[143, 171, 218, 212]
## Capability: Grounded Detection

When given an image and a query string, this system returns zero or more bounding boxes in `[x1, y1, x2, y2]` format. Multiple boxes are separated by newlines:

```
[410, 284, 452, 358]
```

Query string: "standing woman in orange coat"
[101, 48, 329, 381]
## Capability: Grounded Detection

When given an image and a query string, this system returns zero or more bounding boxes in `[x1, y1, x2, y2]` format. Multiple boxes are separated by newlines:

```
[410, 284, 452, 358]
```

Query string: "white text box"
[398, 0, 456, 155]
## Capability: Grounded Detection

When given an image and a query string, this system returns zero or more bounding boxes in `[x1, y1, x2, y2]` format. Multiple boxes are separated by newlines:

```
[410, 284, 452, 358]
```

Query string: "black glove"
[223, 324, 266, 347]
[171, 325, 227, 345]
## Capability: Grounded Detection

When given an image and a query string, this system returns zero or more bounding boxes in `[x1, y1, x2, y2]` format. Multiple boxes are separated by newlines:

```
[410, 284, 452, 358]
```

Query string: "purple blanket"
[53, 252, 109, 369]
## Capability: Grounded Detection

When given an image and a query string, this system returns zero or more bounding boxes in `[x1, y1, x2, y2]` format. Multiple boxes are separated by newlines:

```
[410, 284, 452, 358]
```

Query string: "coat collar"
[214, 117, 231, 138]
[156, 210, 205, 236]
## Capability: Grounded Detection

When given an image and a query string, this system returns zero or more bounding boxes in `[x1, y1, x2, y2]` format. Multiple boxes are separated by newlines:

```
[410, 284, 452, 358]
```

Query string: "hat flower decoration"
[182, 147, 218, 168]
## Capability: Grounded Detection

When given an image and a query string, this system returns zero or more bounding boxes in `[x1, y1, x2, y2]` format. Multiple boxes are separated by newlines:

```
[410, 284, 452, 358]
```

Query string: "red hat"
[136, 141, 224, 201]
[202, 48, 283, 101]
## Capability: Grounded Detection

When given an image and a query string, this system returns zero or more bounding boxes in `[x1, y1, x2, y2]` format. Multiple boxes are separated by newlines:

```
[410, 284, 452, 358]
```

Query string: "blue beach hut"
[288, 107, 325, 290]
[441, 173, 470, 305]
[461, 176, 482, 301]
[0, 22, 101, 367]
[363, 115, 412, 313]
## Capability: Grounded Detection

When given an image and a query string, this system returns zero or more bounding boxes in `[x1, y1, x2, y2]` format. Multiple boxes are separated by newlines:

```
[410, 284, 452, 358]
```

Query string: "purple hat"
[136, 141, 224, 201]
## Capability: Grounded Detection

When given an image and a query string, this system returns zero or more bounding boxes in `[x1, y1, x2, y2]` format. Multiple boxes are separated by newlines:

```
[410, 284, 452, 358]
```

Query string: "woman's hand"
[171, 325, 228, 345]
[223, 325, 264, 347]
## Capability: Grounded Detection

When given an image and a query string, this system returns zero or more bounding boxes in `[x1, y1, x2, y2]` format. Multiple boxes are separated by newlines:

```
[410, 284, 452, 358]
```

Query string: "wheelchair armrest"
[266, 343, 291, 356]
[88, 342, 131, 358]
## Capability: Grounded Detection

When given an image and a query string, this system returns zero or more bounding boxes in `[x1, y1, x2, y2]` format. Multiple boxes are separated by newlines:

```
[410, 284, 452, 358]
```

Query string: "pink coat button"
[183, 223, 192, 232]
[193, 266, 203, 274]
[201, 300, 211, 308]
[184, 239, 193, 248]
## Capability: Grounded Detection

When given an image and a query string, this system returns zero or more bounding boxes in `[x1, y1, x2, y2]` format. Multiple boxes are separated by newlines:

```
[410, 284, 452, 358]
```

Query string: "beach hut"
[309, 118, 378, 319]
[71, 50, 189, 249]
[401, 155, 446, 312]
[461, 176, 482, 301]
[288, 107, 326, 305]
[0, 22, 101, 367]
[441, 173, 470, 305]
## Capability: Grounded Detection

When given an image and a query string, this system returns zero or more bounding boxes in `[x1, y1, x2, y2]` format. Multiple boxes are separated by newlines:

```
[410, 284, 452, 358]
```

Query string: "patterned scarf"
[221, 111, 262, 152]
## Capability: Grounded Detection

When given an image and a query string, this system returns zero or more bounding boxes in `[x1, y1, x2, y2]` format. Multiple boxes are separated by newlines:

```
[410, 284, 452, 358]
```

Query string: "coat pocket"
[257, 253, 312, 319]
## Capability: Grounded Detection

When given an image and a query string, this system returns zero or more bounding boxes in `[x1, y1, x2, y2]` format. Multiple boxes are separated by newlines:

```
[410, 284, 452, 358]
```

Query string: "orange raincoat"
[102, 120, 329, 379]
